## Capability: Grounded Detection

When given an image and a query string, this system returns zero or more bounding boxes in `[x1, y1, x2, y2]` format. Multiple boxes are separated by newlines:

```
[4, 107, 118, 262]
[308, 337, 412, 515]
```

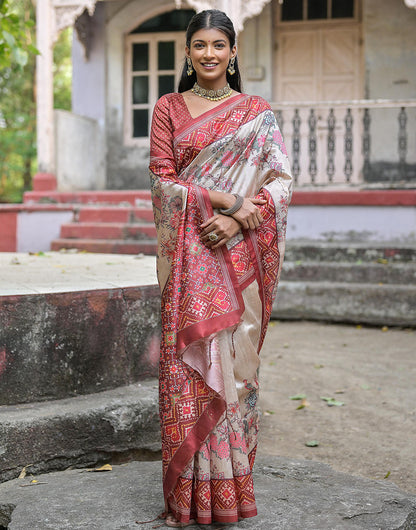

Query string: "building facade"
[36, 0, 416, 191]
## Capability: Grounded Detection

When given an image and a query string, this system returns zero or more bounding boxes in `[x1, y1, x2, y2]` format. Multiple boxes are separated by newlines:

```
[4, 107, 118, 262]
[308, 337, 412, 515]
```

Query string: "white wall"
[363, 0, 416, 167]
[55, 110, 105, 191]
[71, 3, 107, 190]
[72, 2, 106, 122]
[238, 2, 273, 100]
[17, 211, 74, 252]
[287, 205, 416, 242]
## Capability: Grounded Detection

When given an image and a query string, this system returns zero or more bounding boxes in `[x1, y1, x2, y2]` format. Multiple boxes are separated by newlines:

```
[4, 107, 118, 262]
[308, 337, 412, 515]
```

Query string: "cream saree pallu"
[149, 93, 292, 525]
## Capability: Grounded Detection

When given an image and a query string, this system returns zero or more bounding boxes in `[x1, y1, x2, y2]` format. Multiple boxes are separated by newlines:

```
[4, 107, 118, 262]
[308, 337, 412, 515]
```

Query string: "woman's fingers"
[200, 214, 218, 231]
[200, 215, 240, 247]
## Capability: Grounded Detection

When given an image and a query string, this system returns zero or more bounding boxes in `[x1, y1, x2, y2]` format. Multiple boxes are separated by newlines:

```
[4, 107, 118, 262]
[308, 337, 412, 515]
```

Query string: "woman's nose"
[204, 45, 215, 58]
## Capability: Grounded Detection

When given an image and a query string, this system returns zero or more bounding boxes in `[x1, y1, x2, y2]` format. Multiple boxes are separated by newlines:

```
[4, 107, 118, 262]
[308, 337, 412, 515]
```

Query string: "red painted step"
[24, 190, 152, 205]
[77, 207, 154, 223]
[51, 238, 158, 255]
[60, 222, 157, 240]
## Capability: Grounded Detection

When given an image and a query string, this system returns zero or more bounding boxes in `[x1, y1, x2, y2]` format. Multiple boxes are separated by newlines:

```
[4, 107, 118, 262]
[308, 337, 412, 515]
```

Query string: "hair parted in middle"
[178, 9, 242, 93]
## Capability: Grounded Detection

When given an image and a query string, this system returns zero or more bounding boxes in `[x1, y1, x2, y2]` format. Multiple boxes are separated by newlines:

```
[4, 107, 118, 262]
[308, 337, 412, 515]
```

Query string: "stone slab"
[284, 241, 416, 263]
[0, 457, 415, 529]
[0, 380, 160, 484]
[281, 260, 416, 284]
[273, 281, 416, 326]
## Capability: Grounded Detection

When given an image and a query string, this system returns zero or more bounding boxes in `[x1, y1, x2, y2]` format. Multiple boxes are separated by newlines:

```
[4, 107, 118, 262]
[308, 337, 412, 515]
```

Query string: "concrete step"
[76, 206, 154, 223]
[0, 279, 160, 405]
[24, 190, 152, 205]
[0, 380, 160, 484]
[285, 240, 416, 263]
[274, 281, 416, 326]
[60, 222, 157, 240]
[281, 260, 416, 285]
[51, 238, 158, 255]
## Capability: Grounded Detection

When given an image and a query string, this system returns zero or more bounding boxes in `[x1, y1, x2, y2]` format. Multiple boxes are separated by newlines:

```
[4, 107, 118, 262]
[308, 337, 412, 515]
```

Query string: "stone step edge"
[274, 281, 416, 326]
[59, 222, 157, 240]
[279, 280, 416, 289]
[23, 190, 152, 205]
[0, 380, 160, 484]
[286, 240, 416, 249]
[51, 238, 158, 254]
[283, 260, 416, 268]
[281, 263, 416, 285]
[61, 222, 155, 228]
[52, 238, 157, 245]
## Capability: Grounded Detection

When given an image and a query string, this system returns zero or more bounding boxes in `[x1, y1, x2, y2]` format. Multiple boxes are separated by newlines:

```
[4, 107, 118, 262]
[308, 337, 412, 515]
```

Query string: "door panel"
[275, 23, 362, 184]
[281, 33, 316, 76]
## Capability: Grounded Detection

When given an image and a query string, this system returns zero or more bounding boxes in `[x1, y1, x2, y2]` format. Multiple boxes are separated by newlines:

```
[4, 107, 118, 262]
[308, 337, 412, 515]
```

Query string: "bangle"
[220, 194, 244, 216]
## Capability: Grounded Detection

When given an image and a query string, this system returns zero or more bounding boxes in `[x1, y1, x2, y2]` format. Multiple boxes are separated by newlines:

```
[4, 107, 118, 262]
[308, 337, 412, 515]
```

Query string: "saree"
[149, 92, 292, 525]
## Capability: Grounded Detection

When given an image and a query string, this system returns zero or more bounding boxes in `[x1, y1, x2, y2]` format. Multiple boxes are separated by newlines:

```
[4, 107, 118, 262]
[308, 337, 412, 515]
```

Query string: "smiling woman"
[148, 9, 292, 528]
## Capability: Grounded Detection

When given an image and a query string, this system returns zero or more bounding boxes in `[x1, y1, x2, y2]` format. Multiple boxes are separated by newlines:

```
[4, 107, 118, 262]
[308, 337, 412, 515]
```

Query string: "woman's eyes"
[193, 43, 226, 49]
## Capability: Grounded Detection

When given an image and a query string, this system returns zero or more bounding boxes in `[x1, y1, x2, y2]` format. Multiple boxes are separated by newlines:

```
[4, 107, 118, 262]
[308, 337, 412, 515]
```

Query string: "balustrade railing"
[271, 99, 416, 188]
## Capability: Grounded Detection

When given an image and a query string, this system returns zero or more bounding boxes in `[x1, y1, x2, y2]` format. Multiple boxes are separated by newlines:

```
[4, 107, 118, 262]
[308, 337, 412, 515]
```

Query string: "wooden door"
[275, 24, 363, 185]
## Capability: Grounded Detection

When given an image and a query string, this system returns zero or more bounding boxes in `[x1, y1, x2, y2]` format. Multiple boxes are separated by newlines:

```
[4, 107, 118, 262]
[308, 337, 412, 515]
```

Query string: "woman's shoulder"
[155, 92, 183, 108]
[243, 93, 273, 112]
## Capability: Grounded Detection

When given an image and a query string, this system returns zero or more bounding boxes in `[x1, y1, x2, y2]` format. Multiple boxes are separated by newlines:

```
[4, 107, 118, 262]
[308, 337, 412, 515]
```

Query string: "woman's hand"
[200, 214, 241, 249]
[231, 197, 266, 230]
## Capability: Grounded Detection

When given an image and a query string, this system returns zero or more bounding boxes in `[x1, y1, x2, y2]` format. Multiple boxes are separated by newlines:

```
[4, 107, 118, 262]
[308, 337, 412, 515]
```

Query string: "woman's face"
[186, 28, 236, 89]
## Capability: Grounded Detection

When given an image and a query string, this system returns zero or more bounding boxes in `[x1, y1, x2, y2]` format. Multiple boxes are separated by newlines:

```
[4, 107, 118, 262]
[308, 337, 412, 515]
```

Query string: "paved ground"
[258, 321, 416, 495]
[1, 457, 415, 529]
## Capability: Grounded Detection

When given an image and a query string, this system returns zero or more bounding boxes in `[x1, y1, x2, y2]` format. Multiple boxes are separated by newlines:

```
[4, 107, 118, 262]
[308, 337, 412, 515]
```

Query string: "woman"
[149, 9, 292, 527]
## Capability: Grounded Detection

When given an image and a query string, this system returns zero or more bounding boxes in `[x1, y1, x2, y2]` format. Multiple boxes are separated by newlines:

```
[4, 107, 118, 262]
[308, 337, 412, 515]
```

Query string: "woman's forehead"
[190, 28, 229, 43]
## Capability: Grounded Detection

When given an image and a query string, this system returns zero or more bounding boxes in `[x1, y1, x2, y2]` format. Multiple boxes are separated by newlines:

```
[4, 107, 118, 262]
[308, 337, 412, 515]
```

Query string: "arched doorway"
[124, 9, 195, 144]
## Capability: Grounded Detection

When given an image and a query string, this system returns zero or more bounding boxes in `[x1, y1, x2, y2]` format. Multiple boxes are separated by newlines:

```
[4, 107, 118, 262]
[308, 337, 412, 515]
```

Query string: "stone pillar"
[36, 0, 55, 176]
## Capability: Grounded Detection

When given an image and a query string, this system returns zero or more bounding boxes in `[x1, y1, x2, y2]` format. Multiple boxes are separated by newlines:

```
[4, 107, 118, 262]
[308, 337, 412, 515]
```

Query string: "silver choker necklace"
[191, 82, 232, 101]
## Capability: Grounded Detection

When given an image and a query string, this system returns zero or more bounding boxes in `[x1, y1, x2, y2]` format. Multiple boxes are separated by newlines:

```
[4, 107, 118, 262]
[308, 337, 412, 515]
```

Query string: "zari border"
[173, 93, 248, 146]
[163, 395, 226, 500]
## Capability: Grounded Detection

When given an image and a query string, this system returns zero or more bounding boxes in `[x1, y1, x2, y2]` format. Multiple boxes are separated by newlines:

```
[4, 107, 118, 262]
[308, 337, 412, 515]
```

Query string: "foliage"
[0, 0, 38, 69]
[0, 0, 36, 201]
[53, 27, 73, 111]
[0, 1, 72, 202]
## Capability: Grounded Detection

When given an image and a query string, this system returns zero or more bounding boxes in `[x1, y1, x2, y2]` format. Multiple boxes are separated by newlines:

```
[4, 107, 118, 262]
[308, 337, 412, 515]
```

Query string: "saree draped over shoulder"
[149, 92, 292, 525]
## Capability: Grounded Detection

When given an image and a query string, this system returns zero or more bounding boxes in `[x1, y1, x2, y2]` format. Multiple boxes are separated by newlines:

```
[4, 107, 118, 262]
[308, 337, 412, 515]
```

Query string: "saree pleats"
[168, 283, 261, 524]
[149, 92, 292, 524]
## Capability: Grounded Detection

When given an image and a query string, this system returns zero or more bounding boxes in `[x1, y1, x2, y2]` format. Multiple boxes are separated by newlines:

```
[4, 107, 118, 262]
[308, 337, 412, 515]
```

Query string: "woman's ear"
[231, 45, 237, 58]
[185, 46, 190, 58]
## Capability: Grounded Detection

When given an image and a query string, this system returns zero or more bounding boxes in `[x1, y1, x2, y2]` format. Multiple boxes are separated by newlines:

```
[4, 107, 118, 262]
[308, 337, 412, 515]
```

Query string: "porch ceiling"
[50, 0, 274, 35]
[49, 0, 416, 40]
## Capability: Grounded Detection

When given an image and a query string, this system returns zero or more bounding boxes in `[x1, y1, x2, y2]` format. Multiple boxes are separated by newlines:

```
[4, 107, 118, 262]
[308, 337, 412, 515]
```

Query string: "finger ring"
[208, 232, 219, 242]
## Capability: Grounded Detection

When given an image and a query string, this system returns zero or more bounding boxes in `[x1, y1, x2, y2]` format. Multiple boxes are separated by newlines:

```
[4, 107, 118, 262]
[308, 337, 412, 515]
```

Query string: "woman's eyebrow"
[192, 39, 227, 44]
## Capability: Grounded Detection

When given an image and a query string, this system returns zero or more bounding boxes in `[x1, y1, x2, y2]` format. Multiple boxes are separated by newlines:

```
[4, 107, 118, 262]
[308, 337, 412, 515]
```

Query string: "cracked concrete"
[0, 457, 415, 529]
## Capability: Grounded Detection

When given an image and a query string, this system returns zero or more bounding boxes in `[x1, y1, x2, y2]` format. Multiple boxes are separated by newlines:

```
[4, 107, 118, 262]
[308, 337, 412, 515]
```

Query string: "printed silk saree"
[149, 92, 292, 525]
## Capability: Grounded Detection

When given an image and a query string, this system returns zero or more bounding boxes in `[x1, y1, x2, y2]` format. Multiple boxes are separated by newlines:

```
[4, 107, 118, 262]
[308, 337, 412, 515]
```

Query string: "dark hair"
[178, 10, 242, 93]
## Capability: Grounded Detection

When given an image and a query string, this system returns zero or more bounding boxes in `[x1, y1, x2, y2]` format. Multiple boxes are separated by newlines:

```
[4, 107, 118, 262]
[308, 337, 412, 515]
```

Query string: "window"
[281, 0, 354, 21]
[125, 10, 194, 144]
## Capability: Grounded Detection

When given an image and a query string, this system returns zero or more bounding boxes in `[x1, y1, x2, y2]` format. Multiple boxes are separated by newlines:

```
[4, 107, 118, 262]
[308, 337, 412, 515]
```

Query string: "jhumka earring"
[187, 57, 194, 76]
[227, 56, 236, 75]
